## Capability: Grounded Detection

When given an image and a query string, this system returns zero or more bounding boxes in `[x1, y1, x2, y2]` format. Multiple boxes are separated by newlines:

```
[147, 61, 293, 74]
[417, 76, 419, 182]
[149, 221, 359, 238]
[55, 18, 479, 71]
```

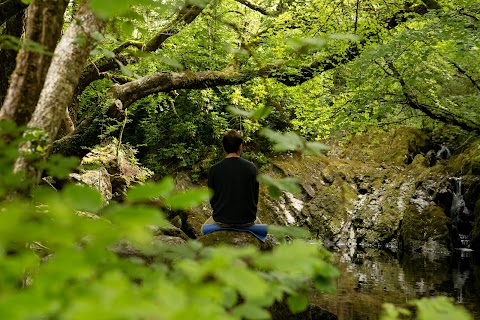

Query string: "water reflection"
[311, 247, 480, 320]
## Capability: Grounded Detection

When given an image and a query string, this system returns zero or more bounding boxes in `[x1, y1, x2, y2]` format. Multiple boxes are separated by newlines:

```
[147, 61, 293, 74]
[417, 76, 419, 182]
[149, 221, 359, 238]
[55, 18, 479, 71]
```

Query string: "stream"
[311, 246, 480, 320]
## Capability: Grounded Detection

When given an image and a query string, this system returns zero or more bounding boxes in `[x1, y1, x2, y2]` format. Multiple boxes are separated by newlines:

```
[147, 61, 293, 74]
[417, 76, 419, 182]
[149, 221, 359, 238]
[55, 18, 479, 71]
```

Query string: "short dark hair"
[222, 130, 243, 153]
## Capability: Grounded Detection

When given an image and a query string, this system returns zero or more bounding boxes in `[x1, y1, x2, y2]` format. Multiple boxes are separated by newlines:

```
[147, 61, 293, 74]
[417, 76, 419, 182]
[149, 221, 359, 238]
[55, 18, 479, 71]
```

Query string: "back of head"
[223, 130, 243, 153]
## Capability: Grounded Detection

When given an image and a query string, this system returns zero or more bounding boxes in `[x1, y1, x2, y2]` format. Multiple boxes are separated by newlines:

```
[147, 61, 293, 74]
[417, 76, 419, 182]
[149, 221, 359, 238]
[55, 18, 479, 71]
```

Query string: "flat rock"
[197, 230, 277, 251]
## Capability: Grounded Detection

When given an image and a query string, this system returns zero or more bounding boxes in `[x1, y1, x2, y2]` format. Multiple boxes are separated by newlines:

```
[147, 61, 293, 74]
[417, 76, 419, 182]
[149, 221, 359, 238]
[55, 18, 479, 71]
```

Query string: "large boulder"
[399, 205, 453, 253]
[69, 139, 153, 203]
[197, 230, 277, 251]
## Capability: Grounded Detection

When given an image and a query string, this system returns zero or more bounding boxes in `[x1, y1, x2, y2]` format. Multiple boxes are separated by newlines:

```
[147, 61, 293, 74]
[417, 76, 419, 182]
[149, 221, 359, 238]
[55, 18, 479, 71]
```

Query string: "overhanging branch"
[387, 61, 480, 133]
[234, 0, 275, 16]
[107, 68, 254, 115]
[76, 3, 207, 100]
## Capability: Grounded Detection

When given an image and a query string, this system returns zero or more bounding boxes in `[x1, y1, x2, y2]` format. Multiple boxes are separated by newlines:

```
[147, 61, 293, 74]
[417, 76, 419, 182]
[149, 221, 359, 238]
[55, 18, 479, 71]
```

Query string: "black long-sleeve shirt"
[207, 157, 259, 225]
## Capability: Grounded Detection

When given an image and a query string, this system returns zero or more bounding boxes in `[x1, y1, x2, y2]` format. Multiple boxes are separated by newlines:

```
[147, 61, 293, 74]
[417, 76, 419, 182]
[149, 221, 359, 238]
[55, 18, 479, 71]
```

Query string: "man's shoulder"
[238, 157, 257, 167]
[211, 157, 257, 170]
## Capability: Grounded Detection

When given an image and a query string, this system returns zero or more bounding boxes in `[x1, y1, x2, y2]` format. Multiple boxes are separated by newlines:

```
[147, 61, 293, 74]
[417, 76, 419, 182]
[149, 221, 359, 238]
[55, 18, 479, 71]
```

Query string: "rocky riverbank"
[258, 127, 480, 253]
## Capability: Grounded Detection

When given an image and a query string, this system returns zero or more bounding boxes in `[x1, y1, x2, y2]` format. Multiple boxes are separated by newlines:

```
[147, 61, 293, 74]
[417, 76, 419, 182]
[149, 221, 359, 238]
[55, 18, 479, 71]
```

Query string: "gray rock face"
[258, 128, 478, 254]
[68, 139, 153, 203]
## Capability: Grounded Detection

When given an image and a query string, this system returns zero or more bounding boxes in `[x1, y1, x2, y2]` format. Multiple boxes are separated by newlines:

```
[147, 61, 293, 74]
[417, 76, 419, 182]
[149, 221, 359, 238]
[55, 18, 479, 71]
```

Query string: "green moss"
[448, 140, 480, 175]
[400, 205, 451, 252]
[197, 231, 275, 251]
[344, 126, 430, 166]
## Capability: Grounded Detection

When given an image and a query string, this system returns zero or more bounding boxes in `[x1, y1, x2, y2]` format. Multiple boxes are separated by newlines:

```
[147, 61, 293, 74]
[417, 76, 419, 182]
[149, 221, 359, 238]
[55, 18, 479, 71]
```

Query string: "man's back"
[208, 157, 259, 225]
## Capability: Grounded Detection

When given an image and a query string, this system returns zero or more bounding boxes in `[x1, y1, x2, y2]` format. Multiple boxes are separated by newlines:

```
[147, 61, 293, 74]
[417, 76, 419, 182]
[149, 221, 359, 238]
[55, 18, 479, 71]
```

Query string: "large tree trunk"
[0, 0, 68, 125]
[0, 9, 25, 106]
[14, 1, 105, 176]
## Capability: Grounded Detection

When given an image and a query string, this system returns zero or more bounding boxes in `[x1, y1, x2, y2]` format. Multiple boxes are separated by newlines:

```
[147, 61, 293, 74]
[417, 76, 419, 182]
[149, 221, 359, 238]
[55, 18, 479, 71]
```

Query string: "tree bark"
[108, 69, 253, 113]
[0, 0, 69, 126]
[14, 1, 105, 175]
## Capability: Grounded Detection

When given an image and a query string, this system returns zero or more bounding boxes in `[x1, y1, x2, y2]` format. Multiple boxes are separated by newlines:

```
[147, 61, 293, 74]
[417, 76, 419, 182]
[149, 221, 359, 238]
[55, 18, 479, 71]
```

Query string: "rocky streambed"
[258, 127, 480, 255]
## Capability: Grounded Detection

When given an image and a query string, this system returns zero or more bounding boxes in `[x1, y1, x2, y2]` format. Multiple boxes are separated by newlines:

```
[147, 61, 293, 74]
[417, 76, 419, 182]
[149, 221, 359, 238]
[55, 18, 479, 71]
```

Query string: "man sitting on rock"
[204, 129, 262, 227]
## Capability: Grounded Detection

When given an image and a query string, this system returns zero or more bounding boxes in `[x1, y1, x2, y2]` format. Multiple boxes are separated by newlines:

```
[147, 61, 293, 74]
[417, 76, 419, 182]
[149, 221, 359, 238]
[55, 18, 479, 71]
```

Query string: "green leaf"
[380, 303, 411, 320]
[106, 205, 170, 230]
[91, 31, 104, 42]
[287, 294, 309, 314]
[216, 266, 268, 301]
[268, 225, 310, 240]
[252, 106, 273, 120]
[121, 21, 135, 36]
[115, 59, 134, 77]
[164, 188, 212, 209]
[62, 184, 103, 213]
[101, 48, 115, 59]
[286, 37, 327, 53]
[413, 296, 473, 320]
[304, 141, 331, 155]
[159, 56, 184, 70]
[39, 155, 79, 179]
[73, 34, 87, 46]
[125, 177, 175, 202]
[257, 175, 302, 199]
[88, 0, 135, 19]
[329, 33, 361, 41]
[226, 106, 253, 118]
[259, 129, 304, 152]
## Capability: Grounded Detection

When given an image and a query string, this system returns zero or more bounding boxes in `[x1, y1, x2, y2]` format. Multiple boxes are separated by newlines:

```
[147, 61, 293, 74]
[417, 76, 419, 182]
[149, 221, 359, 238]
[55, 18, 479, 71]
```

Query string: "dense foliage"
[76, 0, 479, 175]
[0, 121, 340, 319]
[0, 0, 479, 319]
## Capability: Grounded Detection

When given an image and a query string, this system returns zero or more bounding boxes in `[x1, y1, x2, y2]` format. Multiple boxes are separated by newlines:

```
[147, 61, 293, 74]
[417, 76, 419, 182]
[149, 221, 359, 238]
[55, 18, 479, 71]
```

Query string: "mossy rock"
[460, 175, 480, 209]
[343, 127, 430, 166]
[448, 140, 480, 175]
[155, 225, 190, 241]
[399, 205, 451, 253]
[197, 230, 276, 251]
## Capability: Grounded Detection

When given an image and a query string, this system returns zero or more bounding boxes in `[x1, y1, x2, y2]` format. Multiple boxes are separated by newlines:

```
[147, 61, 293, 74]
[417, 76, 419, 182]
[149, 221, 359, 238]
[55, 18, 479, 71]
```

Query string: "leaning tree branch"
[112, 40, 144, 54]
[107, 69, 255, 117]
[234, 0, 275, 16]
[445, 58, 480, 91]
[75, 3, 207, 103]
[101, 73, 136, 84]
[143, 5, 204, 52]
[0, 0, 27, 26]
[386, 61, 480, 133]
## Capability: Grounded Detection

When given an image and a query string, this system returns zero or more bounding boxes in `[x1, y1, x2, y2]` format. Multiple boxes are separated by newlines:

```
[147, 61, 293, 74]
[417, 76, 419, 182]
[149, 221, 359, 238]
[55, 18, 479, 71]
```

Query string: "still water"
[311, 247, 480, 319]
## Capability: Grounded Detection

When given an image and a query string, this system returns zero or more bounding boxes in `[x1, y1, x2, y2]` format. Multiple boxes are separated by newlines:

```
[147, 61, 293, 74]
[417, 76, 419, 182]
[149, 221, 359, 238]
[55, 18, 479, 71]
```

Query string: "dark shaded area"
[0, 9, 24, 106]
